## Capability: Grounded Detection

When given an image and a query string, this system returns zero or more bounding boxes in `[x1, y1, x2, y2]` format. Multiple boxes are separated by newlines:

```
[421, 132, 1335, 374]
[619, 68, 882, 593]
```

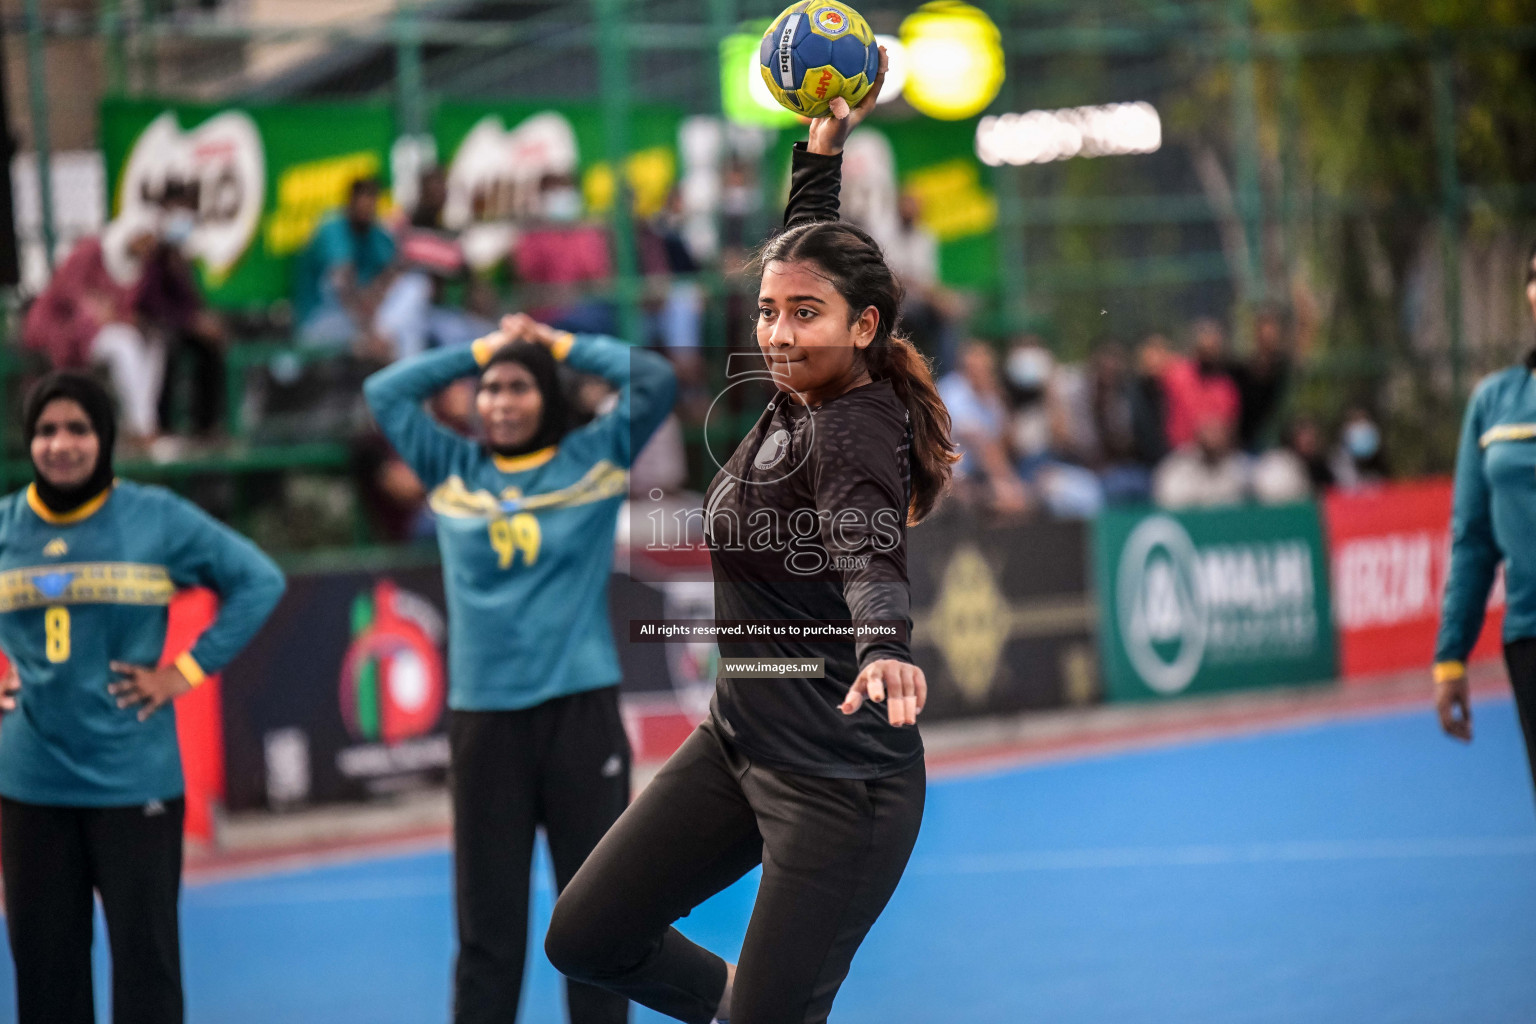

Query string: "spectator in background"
[1282, 418, 1335, 491]
[1153, 416, 1248, 509]
[883, 192, 957, 375]
[638, 189, 709, 415]
[293, 178, 398, 359]
[938, 342, 1030, 514]
[1249, 444, 1311, 504]
[353, 433, 433, 543]
[1131, 334, 1173, 468]
[140, 181, 227, 441]
[511, 173, 615, 335]
[1002, 338, 1104, 517]
[1230, 306, 1292, 451]
[1054, 341, 1151, 505]
[383, 167, 496, 357]
[1331, 408, 1390, 489]
[23, 209, 165, 445]
[1161, 318, 1240, 450]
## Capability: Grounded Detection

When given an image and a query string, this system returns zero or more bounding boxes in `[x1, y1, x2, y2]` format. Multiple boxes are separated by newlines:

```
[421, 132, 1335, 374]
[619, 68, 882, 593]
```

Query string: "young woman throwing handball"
[546, 51, 959, 1023]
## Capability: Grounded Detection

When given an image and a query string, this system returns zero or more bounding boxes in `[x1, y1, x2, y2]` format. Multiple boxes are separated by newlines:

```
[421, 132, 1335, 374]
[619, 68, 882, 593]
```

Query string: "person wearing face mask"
[362, 313, 676, 1024]
[0, 372, 285, 1024]
[510, 174, 617, 335]
[1329, 408, 1389, 489]
[138, 181, 229, 441]
[1433, 242, 1536, 795]
[23, 209, 167, 445]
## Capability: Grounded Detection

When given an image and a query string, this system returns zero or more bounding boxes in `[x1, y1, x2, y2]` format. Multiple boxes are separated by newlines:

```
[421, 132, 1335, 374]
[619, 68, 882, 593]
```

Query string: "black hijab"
[481, 341, 570, 457]
[24, 371, 117, 514]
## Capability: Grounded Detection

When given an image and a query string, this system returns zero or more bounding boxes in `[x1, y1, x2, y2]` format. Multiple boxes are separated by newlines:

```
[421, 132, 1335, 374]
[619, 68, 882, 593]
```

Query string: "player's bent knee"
[543, 895, 608, 982]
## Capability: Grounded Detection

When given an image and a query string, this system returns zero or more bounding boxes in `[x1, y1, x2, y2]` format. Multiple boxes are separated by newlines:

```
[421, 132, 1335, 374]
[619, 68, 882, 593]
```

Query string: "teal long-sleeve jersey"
[363, 334, 676, 711]
[0, 481, 285, 806]
[1436, 360, 1536, 669]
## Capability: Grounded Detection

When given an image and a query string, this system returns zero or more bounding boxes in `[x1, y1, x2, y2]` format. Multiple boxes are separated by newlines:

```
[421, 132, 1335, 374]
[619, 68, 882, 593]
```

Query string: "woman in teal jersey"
[1436, 243, 1536, 789]
[363, 314, 675, 1024]
[0, 371, 285, 1024]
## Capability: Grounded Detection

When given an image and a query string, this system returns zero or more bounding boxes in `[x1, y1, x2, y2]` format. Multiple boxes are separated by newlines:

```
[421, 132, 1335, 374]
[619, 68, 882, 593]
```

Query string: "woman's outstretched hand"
[842, 657, 926, 727]
[807, 45, 888, 157]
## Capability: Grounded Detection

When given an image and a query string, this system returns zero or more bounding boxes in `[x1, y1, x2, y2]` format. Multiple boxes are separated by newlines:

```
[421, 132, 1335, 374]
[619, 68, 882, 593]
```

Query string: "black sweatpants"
[545, 717, 926, 1024]
[0, 795, 185, 1024]
[1502, 639, 1536, 792]
[450, 686, 631, 1024]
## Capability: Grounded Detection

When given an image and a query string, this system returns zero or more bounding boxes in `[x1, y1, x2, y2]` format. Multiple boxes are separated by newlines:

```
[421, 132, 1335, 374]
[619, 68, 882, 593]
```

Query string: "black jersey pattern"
[704, 378, 921, 779]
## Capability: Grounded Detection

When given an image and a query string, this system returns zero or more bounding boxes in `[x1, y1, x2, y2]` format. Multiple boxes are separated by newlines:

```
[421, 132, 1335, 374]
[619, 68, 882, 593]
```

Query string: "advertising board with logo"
[1093, 504, 1337, 701]
[100, 97, 397, 306]
[221, 564, 449, 811]
[907, 506, 1098, 716]
[1324, 479, 1505, 681]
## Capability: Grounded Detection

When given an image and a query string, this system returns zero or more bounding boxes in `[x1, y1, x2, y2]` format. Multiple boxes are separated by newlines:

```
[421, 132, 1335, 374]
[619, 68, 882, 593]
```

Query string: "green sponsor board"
[1092, 503, 1337, 701]
[100, 98, 397, 307]
[431, 101, 686, 268]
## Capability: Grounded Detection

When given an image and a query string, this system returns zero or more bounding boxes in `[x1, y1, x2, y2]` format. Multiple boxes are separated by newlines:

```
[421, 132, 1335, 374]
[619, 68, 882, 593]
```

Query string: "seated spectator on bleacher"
[384, 167, 496, 356]
[1249, 445, 1312, 504]
[293, 178, 399, 359]
[1281, 418, 1335, 491]
[1153, 416, 1248, 509]
[938, 341, 1031, 514]
[1001, 339, 1103, 518]
[511, 173, 615, 335]
[1054, 342, 1153, 505]
[1330, 408, 1390, 490]
[141, 181, 227, 439]
[1160, 318, 1240, 450]
[23, 209, 165, 445]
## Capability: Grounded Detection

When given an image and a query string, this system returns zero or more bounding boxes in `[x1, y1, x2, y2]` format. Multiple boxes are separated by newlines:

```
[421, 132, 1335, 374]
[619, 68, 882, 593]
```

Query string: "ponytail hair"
[757, 220, 959, 523]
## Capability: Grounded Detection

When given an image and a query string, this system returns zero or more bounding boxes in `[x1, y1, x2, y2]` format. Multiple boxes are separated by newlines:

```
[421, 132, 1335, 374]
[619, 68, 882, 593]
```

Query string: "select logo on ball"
[339, 579, 446, 744]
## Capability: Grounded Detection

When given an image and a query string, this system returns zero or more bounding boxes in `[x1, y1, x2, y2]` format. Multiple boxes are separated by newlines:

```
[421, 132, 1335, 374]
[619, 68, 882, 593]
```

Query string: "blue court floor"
[5, 698, 1535, 1023]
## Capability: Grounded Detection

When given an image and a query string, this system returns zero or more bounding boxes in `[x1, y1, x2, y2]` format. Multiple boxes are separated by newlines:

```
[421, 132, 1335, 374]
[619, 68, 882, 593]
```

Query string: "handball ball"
[759, 2, 880, 119]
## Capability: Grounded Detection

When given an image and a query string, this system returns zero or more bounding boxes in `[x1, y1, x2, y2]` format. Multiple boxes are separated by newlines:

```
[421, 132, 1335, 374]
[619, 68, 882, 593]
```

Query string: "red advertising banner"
[1325, 479, 1505, 681]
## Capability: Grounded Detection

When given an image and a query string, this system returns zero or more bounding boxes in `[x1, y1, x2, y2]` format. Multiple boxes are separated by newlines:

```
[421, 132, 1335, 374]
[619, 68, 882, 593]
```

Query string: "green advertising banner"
[100, 98, 397, 307]
[1092, 503, 1337, 701]
[431, 102, 686, 274]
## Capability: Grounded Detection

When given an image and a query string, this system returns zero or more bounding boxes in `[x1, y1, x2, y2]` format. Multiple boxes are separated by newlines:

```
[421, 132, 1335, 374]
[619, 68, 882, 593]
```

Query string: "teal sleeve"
[1436, 386, 1502, 664]
[564, 334, 677, 468]
[159, 495, 286, 676]
[363, 346, 483, 489]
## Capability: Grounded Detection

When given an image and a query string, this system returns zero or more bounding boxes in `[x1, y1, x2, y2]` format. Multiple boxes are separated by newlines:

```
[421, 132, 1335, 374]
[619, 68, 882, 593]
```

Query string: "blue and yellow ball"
[758, 2, 879, 119]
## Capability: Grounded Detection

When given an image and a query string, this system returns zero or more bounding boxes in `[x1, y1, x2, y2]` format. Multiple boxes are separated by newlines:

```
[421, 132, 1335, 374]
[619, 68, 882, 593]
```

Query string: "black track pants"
[1502, 639, 1536, 794]
[1, 795, 185, 1024]
[545, 717, 925, 1024]
[450, 686, 632, 1024]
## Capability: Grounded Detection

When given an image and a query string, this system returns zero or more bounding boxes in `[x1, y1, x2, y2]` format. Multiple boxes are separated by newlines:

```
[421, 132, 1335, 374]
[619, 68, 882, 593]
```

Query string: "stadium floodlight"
[899, 1, 1005, 121]
[975, 102, 1163, 166]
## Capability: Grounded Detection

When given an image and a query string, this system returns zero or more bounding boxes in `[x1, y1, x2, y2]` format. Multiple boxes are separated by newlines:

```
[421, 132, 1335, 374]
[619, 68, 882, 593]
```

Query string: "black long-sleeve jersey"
[704, 143, 922, 780]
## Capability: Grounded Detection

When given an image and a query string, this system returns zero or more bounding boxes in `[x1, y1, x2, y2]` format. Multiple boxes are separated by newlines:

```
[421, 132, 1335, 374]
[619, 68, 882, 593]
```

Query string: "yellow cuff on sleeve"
[471, 335, 498, 367]
[1433, 661, 1466, 684]
[175, 652, 207, 687]
[550, 332, 575, 361]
